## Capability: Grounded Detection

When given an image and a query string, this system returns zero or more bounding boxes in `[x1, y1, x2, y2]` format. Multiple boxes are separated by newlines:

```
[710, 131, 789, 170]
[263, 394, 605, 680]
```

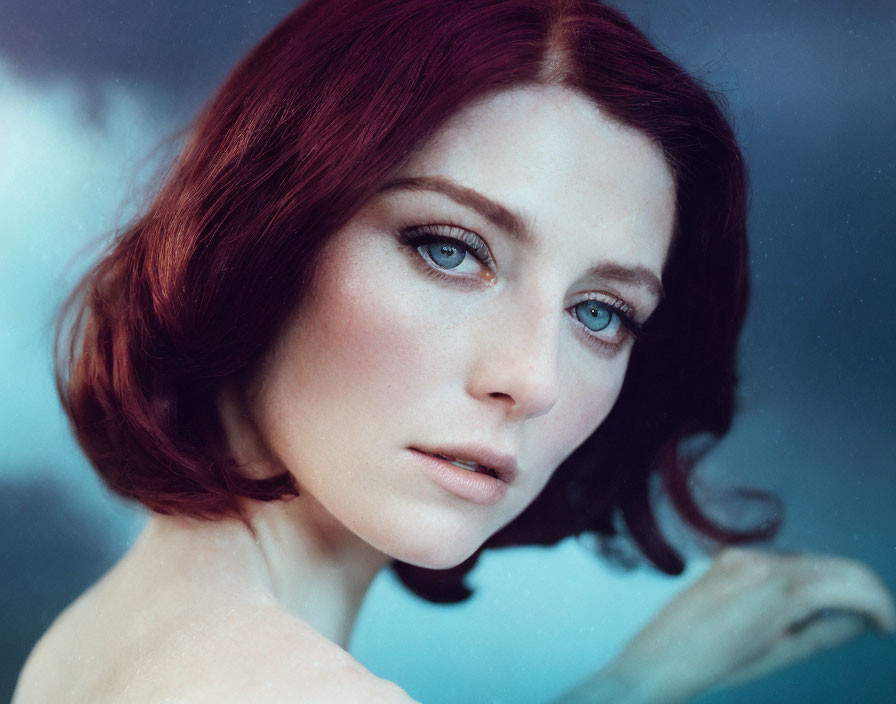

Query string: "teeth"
[435, 453, 482, 473]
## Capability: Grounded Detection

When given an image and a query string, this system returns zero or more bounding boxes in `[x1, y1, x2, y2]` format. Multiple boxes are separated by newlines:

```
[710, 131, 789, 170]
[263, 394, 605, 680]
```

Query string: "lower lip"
[410, 449, 508, 506]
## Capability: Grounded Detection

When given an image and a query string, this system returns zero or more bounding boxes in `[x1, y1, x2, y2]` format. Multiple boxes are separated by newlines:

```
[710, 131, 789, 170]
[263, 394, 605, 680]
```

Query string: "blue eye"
[426, 241, 466, 269]
[399, 225, 495, 281]
[574, 300, 616, 332]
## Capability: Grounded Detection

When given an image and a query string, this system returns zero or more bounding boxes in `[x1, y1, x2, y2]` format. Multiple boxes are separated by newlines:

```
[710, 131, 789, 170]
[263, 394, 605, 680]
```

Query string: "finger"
[788, 554, 896, 634]
[787, 607, 879, 637]
[719, 609, 873, 689]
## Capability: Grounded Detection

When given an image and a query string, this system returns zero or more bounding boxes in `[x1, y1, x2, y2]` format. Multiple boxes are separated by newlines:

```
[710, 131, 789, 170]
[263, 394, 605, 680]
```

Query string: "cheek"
[528, 354, 629, 473]
[278, 243, 442, 419]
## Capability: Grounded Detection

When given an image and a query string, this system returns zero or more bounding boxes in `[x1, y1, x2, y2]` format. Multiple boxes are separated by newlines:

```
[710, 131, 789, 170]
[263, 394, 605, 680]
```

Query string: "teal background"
[2, 1, 894, 701]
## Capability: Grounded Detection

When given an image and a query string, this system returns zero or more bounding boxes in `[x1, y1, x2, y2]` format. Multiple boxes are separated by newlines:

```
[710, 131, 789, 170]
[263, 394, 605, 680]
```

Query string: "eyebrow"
[379, 175, 535, 245]
[588, 262, 665, 300]
[378, 174, 664, 300]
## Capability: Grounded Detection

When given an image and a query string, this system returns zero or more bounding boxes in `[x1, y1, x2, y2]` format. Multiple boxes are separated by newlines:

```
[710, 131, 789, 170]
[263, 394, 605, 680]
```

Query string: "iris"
[575, 301, 614, 331]
[427, 241, 466, 269]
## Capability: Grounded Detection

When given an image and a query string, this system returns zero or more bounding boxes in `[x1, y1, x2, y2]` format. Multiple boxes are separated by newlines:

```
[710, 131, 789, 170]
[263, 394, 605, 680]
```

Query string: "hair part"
[58, 0, 779, 603]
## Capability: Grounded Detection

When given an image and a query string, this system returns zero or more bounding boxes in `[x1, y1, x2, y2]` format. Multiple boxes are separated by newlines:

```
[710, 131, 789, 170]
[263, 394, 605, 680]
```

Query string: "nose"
[465, 295, 561, 421]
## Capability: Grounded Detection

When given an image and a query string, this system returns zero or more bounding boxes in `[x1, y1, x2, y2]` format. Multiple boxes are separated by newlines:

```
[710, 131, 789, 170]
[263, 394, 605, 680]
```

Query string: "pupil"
[576, 301, 612, 331]
[428, 241, 465, 269]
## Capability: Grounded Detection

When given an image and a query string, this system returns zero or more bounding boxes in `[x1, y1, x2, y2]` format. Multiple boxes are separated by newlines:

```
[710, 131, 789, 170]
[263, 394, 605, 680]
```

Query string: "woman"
[14, 0, 894, 702]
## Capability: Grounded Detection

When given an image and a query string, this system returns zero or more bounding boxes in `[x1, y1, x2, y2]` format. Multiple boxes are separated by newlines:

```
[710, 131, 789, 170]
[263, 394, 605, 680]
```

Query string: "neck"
[143, 495, 391, 649]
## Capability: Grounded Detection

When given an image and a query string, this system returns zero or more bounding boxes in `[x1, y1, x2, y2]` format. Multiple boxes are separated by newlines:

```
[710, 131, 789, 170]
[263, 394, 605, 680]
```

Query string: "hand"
[599, 547, 895, 703]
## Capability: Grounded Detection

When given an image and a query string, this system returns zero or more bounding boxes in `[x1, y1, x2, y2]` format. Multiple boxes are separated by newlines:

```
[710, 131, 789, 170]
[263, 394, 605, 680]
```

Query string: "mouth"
[428, 453, 499, 478]
[410, 445, 517, 485]
[409, 446, 514, 506]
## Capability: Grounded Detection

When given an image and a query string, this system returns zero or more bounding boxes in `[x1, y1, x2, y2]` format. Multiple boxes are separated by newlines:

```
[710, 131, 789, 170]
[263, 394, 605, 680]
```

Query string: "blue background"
[2, 1, 894, 701]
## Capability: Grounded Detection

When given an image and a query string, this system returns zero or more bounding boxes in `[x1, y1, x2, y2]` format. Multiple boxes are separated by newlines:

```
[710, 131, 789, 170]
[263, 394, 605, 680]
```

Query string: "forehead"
[396, 85, 676, 275]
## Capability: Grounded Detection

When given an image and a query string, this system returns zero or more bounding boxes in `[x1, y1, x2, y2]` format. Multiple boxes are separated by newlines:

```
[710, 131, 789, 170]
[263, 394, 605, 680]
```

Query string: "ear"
[215, 381, 288, 480]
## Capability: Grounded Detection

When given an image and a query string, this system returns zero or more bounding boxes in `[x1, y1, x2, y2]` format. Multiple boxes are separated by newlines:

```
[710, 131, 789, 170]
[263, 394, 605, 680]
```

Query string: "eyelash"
[397, 224, 642, 353]
[569, 295, 643, 353]
[398, 224, 495, 283]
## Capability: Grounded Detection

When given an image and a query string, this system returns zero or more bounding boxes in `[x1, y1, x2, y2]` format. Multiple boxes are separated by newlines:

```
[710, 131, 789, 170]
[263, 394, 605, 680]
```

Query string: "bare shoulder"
[167, 609, 421, 704]
[15, 587, 418, 704]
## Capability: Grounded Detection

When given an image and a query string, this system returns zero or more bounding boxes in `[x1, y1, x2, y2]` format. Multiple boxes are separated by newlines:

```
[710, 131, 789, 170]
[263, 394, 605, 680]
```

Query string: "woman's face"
[240, 85, 675, 568]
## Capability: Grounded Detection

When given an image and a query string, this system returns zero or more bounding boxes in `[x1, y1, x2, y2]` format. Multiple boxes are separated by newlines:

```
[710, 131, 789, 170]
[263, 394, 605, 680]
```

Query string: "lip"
[409, 445, 517, 507]
[412, 444, 518, 484]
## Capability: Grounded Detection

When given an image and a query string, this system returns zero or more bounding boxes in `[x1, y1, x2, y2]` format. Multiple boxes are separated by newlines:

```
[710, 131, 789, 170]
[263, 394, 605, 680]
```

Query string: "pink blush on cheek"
[289, 234, 446, 418]
[529, 355, 629, 469]
[527, 387, 618, 472]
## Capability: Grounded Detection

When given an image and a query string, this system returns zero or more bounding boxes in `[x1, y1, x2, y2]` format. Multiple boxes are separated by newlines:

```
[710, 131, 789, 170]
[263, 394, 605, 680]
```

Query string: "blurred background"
[1, 1, 894, 701]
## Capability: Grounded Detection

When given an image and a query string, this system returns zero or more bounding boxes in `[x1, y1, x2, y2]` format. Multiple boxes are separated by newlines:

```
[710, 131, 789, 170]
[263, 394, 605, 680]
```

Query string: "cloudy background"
[1, 1, 894, 701]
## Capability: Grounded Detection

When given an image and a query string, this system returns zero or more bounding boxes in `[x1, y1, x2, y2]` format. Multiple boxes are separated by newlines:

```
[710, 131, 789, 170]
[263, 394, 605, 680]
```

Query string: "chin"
[374, 520, 492, 571]
[392, 548, 481, 571]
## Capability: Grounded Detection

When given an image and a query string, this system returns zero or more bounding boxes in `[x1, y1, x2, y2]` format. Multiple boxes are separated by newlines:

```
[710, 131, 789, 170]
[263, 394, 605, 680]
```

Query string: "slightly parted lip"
[410, 444, 518, 485]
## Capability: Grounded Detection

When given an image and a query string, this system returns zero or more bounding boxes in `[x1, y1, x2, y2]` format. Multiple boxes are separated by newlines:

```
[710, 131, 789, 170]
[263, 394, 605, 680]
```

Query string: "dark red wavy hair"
[57, 0, 779, 602]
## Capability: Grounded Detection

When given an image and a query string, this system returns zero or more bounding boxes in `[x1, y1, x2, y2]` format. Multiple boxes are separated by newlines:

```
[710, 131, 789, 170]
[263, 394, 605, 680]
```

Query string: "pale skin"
[15, 86, 895, 703]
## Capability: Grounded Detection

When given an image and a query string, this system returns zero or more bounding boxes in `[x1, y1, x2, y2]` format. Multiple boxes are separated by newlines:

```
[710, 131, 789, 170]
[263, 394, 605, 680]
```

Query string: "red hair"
[58, 0, 779, 602]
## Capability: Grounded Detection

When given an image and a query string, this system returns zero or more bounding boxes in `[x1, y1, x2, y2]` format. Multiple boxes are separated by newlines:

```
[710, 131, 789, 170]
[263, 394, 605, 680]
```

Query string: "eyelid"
[567, 294, 644, 353]
[398, 223, 497, 289]
[400, 224, 494, 266]
[570, 293, 641, 330]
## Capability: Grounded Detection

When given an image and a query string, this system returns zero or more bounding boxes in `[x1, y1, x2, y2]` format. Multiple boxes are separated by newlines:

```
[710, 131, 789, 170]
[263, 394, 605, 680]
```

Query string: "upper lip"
[412, 444, 518, 484]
